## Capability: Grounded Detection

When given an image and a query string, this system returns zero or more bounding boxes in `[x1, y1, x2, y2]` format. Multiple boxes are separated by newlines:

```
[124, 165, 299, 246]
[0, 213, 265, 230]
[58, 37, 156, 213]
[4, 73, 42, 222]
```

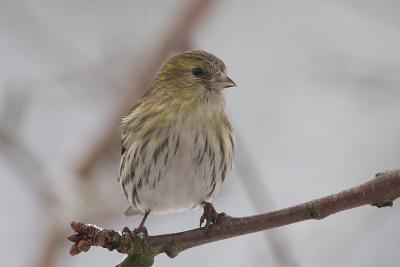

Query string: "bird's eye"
[192, 67, 205, 77]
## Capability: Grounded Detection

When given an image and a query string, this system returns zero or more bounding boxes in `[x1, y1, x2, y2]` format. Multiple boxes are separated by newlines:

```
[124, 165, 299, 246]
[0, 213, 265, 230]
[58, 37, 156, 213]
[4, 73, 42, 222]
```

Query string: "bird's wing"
[120, 80, 157, 156]
[118, 105, 140, 182]
[120, 102, 141, 156]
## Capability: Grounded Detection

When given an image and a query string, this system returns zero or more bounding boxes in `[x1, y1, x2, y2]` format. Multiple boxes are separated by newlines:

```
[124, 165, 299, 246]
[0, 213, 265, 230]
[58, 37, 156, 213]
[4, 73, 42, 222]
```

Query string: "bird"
[118, 50, 236, 230]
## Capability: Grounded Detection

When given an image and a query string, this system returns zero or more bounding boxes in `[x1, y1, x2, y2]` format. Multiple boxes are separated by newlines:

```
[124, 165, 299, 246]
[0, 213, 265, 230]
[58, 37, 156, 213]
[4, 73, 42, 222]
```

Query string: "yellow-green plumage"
[119, 50, 235, 217]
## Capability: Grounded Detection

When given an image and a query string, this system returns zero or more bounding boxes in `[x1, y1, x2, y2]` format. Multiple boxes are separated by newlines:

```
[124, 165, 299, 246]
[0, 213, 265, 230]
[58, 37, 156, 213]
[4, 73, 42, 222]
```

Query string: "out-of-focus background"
[1, 0, 400, 266]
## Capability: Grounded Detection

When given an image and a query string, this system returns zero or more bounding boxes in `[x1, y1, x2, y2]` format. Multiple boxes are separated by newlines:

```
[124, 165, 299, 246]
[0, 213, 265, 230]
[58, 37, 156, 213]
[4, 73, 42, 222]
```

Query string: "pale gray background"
[1, 1, 400, 267]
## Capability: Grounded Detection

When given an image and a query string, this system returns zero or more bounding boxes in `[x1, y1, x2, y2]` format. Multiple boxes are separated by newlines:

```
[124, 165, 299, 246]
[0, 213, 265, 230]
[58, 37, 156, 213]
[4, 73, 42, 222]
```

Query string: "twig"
[68, 169, 400, 266]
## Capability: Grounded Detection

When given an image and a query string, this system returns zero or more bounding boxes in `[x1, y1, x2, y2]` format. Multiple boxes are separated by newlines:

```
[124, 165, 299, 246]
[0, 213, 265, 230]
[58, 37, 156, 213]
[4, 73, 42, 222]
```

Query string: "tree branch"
[68, 169, 400, 266]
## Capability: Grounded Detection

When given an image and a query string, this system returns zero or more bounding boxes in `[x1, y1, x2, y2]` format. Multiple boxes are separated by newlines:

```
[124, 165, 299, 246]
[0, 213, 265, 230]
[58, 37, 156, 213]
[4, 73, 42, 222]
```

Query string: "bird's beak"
[215, 73, 236, 89]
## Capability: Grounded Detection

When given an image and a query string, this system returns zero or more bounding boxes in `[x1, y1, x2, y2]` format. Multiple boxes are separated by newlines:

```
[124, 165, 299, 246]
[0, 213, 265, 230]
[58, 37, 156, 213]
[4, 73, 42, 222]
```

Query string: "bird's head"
[154, 50, 236, 97]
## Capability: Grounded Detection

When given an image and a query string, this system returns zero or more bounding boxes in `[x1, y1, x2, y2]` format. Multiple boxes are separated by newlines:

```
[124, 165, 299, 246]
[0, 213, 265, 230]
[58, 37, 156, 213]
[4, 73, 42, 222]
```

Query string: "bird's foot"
[122, 226, 132, 235]
[130, 210, 150, 239]
[200, 202, 226, 227]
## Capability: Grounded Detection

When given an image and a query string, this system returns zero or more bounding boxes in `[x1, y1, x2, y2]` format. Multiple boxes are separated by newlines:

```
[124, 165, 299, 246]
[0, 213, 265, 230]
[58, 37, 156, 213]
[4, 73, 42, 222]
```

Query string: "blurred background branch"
[75, 0, 216, 179]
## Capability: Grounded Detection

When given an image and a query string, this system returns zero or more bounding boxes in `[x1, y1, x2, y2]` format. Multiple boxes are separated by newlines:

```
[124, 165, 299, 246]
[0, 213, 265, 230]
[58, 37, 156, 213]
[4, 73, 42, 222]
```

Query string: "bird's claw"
[200, 202, 223, 228]
[133, 226, 148, 239]
[122, 226, 131, 235]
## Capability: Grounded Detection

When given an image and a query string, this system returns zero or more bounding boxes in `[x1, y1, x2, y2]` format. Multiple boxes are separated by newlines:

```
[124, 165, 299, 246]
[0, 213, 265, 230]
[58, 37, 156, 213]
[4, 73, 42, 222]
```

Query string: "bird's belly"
[137, 168, 205, 214]
[133, 131, 228, 214]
